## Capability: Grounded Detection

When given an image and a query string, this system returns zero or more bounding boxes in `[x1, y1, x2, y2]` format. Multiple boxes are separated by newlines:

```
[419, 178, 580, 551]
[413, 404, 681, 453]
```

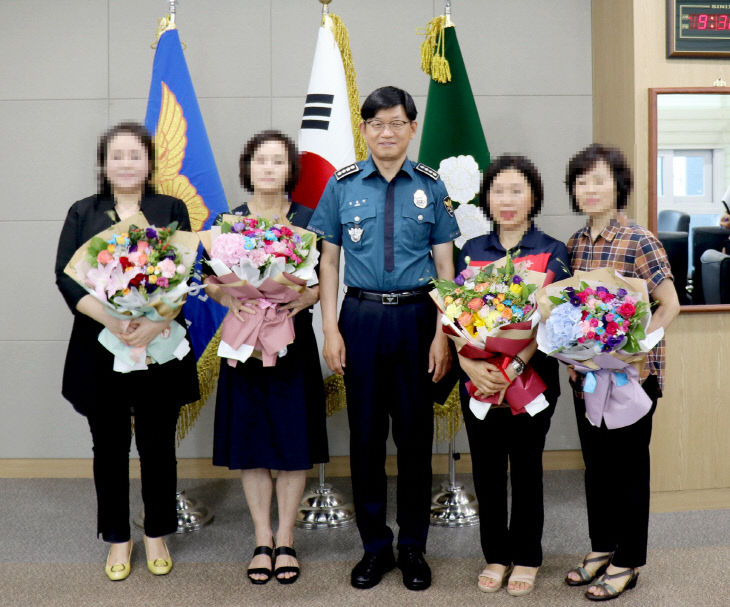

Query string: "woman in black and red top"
[457, 155, 570, 597]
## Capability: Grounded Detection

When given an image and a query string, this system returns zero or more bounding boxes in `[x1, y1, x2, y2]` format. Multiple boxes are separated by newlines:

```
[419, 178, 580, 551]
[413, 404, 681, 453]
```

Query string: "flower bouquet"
[198, 213, 319, 367]
[64, 212, 200, 372]
[535, 268, 664, 428]
[430, 253, 553, 419]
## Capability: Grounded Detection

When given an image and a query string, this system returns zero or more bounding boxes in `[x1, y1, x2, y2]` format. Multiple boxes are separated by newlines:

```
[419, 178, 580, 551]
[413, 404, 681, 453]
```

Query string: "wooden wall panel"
[592, 0, 730, 492]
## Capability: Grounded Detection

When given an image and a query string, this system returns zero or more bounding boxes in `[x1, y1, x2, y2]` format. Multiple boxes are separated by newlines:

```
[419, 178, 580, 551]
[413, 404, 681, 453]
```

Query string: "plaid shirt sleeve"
[633, 230, 673, 293]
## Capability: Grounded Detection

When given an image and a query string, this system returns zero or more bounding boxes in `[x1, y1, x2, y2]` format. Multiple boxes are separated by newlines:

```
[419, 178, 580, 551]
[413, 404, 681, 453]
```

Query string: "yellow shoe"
[105, 541, 133, 581]
[144, 536, 173, 576]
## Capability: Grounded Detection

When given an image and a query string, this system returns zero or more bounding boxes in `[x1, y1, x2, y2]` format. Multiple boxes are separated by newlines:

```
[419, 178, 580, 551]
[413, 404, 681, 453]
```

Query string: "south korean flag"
[291, 22, 357, 209]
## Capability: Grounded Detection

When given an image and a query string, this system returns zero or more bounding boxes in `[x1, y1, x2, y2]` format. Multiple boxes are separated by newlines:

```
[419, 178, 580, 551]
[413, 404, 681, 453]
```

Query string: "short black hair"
[565, 143, 632, 212]
[361, 86, 418, 121]
[97, 121, 156, 198]
[239, 129, 300, 194]
[479, 154, 544, 223]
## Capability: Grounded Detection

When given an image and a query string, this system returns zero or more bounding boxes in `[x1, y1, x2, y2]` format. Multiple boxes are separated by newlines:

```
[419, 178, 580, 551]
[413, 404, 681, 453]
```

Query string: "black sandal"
[585, 568, 639, 601]
[247, 545, 274, 585]
[565, 552, 612, 586]
[273, 546, 300, 584]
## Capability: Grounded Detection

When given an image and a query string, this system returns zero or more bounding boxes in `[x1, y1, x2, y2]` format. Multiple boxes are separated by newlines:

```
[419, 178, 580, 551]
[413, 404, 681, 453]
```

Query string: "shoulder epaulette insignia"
[415, 162, 439, 180]
[335, 163, 361, 181]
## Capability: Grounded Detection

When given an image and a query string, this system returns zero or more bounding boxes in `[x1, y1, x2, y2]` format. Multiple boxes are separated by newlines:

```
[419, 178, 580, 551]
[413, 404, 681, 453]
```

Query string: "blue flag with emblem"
[144, 21, 227, 438]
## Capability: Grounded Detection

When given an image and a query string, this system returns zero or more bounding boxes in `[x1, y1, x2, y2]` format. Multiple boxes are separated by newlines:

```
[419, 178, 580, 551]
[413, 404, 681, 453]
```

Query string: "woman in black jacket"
[54, 122, 199, 581]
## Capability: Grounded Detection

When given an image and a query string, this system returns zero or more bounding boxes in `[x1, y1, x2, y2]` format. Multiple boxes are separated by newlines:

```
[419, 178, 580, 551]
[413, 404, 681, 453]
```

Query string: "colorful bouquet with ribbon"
[64, 212, 200, 372]
[199, 213, 319, 367]
[430, 253, 553, 419]
[535, 268, 664, 428]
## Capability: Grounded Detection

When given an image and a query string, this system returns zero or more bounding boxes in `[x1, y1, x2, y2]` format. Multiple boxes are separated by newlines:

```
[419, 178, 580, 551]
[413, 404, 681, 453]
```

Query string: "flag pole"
[294, 0, 356, 529]
[422, 0, 480, 529]
[135, 0, 215, 535]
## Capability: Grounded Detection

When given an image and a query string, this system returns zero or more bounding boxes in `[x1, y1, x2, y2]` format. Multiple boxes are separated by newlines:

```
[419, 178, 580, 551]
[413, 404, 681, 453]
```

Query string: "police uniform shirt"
[307, 156, 460, 291]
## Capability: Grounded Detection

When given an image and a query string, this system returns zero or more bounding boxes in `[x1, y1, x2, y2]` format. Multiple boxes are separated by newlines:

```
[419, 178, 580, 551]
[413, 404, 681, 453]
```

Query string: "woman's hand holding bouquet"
[199, 213, 319, 367]
[64, 212, 200, 372]
[536, 268, 664, 428]
[430, 253, 552, 419]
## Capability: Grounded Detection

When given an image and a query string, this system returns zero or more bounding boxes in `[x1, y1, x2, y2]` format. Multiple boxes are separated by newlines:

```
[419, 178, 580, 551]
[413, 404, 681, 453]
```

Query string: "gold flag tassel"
[433, 384, 462, 441]
[418, 16, 452, 84]
[324, 373, 347, 417]
[175, 327, 222, 444]
[323, 13, 367, 161]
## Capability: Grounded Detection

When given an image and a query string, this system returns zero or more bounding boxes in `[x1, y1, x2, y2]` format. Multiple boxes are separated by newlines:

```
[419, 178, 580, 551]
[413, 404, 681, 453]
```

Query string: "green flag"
[418, 17, 490, 232]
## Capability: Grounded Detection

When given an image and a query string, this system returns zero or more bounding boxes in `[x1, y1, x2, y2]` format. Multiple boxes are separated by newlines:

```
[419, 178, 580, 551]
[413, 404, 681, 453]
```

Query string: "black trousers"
[462, 392, 556, 567]
[340, 295, 435, 555]
[572, 374, 660, 568]
[87, 403, 180, 542]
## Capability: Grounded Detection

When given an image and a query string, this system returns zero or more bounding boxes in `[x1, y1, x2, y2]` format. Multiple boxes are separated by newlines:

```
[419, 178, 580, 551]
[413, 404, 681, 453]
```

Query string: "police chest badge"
[348, 225, 363, 242]
[413, 189, 428, 209]
[443, 196, 455, 217]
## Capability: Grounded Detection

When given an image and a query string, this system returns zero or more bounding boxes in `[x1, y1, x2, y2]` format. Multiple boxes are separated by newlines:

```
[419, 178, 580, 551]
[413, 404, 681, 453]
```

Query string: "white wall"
[0, 0, 592, 458]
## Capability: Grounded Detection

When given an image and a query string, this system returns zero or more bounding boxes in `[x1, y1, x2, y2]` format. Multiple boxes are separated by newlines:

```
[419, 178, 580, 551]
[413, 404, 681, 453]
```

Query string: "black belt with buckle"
[346, 285, 432, 305]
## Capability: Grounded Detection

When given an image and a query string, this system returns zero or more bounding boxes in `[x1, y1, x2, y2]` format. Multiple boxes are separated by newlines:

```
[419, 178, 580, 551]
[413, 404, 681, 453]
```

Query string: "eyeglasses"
[365, 120, 410, 132]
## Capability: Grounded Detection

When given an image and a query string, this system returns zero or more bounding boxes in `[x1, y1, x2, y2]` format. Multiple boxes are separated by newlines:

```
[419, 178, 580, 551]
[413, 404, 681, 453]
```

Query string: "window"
[658, 149, 713, 205]
[657, 148, 727, 216]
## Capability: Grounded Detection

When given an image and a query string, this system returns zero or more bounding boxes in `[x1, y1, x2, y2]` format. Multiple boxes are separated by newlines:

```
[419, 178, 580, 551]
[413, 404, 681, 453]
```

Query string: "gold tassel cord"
[323, 13, 368, 161]
[324, 373, 347, 417]
[418, 16, 452, 84]
[175, 327, 222, 444]
[433, 384, 462, 441]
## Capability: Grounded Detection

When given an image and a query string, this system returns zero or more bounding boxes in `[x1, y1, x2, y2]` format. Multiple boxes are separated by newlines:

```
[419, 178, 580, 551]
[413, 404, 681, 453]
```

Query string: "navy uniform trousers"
[339, 292, 436, 555]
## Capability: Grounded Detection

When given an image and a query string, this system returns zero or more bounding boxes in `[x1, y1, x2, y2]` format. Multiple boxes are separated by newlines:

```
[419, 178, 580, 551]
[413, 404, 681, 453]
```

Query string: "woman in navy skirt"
[205, 131, 328, 585]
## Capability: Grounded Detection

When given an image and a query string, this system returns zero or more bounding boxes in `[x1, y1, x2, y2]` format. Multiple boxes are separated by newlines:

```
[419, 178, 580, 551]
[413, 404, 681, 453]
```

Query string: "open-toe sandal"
[565, 552, 612, 586]
[274, 546, 300, 585]
[506, 567, 538, 597]
[247, 545, 274, 585]
[477, 564, 510, 593]
[585, 568, 639, 601]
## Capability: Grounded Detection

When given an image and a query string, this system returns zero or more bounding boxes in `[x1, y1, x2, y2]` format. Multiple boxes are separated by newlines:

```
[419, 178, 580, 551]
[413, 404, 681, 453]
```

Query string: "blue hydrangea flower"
[544, 302, 584, 351]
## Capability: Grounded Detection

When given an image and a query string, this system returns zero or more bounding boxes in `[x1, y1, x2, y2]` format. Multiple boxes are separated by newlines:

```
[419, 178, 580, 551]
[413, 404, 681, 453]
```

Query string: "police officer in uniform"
[308, 86, 460, 591]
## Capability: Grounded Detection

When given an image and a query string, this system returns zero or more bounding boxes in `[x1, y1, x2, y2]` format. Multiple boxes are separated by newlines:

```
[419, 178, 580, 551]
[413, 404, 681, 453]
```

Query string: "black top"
[458, 223, 571, 282]
[54, 193, 200, 415]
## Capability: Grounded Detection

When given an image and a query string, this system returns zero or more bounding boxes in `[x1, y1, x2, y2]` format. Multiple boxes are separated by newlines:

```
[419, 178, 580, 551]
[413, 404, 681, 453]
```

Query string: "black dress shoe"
[351, 549, 396, 589]
[397, 547, 431, 591]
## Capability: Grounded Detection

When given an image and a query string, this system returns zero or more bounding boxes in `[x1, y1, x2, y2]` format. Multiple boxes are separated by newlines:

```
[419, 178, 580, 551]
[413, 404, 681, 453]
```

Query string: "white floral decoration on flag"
[438, 154, 481, 204]
[454, 201, 492, 249]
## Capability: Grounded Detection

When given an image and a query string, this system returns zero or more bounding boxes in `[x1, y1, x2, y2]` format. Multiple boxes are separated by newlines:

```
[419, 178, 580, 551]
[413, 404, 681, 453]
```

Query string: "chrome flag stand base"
[430, 438, 479, 527]
[134, 490, 214, 533]
[295, 463, 355, 529]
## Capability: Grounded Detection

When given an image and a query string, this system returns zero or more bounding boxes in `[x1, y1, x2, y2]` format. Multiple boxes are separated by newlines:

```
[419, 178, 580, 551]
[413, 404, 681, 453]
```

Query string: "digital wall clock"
[667, 0, 730, 57]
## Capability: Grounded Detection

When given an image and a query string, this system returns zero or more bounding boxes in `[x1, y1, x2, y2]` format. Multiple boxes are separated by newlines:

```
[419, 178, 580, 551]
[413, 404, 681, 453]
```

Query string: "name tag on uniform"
[413, 189, 428, 209]
[348, 225, 363, 242]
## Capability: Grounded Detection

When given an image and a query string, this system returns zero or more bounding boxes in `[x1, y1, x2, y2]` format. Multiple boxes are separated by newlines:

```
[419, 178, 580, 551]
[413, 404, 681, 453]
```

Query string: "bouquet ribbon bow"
[570, 353, 653, 429]
[207, 273, 305, 367]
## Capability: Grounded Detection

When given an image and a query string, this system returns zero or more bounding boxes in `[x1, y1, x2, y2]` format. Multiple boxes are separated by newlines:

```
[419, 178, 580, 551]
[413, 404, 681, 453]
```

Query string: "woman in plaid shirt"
[563, 144, 680, 601]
